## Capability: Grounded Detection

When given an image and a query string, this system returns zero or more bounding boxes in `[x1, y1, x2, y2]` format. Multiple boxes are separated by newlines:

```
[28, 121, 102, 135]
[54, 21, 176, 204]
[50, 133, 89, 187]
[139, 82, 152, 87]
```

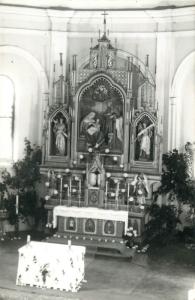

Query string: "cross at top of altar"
[98, 11, 111, 43]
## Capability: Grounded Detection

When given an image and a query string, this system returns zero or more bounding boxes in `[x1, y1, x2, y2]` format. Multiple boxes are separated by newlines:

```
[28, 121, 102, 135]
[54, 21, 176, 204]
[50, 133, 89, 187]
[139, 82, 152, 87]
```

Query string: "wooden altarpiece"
[41, 15, 162, 256]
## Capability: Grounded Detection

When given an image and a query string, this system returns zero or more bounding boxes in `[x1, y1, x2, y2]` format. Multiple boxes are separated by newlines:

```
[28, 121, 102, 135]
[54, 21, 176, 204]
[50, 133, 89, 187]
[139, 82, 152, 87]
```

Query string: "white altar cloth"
[53, 206, 129, 234]
[16, 241, 85, 292]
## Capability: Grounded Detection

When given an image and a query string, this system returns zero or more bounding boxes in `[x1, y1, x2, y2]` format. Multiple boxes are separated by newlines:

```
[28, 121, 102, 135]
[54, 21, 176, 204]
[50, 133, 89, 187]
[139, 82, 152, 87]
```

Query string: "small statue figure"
[130, 173, 149, 205]
[138, 123, 153, 159]
[107, 53, 113, 68]
[53, 117, 67, 156]
[135, 122, 154, 161]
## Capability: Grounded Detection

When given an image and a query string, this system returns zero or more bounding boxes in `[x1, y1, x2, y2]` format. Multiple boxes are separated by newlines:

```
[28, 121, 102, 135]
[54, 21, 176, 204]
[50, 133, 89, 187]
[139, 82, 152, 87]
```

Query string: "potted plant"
[1, 138, 45, 230]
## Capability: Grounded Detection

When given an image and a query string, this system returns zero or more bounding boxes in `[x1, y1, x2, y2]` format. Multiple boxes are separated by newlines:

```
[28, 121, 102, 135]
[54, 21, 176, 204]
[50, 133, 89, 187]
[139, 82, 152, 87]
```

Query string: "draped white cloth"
[16, 241, 85, 292]
[53, 206, 128, 234]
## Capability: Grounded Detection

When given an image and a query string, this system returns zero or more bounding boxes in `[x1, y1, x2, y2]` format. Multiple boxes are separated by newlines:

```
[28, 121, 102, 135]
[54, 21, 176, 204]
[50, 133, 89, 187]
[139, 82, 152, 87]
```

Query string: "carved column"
[124, 57, 133, 170]
[169, 96, 177, 150]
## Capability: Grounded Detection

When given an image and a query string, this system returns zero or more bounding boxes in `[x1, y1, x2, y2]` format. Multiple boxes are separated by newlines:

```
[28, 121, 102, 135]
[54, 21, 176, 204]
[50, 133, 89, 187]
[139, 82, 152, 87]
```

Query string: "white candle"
[16, 195, 19, 215]
[127, 183, 130, 198]
[105, 182, 108, 208]
[69, 178, 72, 206]
[27, 235, 31, 243]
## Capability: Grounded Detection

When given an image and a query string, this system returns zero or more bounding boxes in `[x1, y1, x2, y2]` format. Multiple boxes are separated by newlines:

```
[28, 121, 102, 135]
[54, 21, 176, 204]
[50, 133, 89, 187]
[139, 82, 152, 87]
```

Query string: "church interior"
[0, 0, 195, 299]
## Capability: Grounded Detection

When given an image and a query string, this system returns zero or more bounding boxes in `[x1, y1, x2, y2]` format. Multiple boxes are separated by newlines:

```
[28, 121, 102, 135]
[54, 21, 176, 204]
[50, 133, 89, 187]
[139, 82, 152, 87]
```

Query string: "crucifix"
[101, 11, 108, 35]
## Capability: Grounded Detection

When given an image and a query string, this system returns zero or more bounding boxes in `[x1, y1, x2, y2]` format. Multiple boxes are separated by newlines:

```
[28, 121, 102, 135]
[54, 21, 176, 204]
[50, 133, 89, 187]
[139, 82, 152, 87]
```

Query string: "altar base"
[46, 233, 135, 258]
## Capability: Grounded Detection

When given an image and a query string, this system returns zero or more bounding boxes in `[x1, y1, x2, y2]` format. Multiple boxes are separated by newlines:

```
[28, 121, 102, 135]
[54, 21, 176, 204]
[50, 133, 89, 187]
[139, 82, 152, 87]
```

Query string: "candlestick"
[60, 177, 63, 205]
[105, 181, 108, 195]
[116, 182, 119, 209]
[16, 195, 19, 215]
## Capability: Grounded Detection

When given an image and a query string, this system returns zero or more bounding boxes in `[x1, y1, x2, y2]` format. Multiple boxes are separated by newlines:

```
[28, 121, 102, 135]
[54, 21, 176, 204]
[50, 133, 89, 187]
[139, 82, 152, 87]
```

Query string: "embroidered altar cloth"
[53, 206, 128, 234]
[16, 241, 86, 292]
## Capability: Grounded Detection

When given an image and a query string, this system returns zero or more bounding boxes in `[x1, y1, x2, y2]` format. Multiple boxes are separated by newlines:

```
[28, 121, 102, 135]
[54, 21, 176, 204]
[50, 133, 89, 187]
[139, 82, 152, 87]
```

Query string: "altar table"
[16, 241, 86, 292]
[53, 206, 129, 234]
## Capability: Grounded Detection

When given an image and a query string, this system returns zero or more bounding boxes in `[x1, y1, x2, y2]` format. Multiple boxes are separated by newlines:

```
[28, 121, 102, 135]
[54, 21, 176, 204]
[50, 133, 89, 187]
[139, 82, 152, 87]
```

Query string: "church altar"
[53, 205, 129, 234]
[16, 241, 86, 292]
[40, 12, 162, 251]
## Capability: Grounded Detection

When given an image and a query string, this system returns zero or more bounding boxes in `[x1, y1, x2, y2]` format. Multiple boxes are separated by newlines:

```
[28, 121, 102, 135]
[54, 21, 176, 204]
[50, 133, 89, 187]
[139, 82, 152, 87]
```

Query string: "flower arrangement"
[124, 227, 137, 248]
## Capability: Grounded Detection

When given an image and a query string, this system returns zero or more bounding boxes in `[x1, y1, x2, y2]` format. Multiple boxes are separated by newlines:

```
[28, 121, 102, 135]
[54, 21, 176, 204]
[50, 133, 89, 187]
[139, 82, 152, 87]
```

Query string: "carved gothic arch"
[130, 111, 158, 168]
[77, 72, 126, 101]
[74, 73, 126, 156]
[169, 51, 195, 150]
[45, 106, 71, 161]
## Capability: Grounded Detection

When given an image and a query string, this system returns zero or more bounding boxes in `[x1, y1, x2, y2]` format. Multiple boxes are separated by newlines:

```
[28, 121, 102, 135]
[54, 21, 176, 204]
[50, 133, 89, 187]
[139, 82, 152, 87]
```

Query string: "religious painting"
[50, 112, 68, 156]
[78, 77, 124, 153]
[104, 220, 115, 235]
[134, 116, 155, 161]
[66, 217, 76, 231]
[84, 219, 96, 233]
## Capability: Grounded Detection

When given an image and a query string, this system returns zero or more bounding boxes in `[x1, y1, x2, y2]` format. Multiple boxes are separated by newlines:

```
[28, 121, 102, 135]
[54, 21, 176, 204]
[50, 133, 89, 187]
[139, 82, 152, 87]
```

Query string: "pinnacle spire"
[102, 11, 108, 36]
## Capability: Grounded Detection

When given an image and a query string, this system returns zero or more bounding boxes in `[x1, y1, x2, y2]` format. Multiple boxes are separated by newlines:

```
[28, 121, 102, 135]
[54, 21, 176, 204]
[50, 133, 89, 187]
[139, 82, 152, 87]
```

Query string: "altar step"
[45, 234, 135, 259]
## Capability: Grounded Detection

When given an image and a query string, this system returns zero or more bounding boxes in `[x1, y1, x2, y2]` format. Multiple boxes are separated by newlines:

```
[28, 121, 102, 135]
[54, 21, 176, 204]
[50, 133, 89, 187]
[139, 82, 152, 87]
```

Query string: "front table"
[16, 241, 86, 292]
[53, 206, 129, 234]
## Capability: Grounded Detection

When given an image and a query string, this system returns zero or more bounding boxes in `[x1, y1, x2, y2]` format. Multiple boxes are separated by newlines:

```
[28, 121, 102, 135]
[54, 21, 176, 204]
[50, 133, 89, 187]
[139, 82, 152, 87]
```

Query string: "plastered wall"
[0, 6, 194, 162]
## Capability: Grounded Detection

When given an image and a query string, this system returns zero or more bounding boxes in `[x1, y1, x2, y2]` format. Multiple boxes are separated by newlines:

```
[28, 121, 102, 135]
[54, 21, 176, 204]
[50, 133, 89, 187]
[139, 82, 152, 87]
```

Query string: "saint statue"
[130, 173, 149, 205]
[107, 53, 113, 68]
[53, 117, 67, 156]
[136, 122, 154, 160]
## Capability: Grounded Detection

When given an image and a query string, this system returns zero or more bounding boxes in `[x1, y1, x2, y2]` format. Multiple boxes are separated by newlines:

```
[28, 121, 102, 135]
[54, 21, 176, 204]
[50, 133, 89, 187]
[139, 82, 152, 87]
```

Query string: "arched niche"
[132, 111, 157, 164]
[47, 108, 71, 161]
[0, 45, 48, 161]
[0, 75, 15, 163]
[170, 51, 195, 150]
[76, 74, 125, 154]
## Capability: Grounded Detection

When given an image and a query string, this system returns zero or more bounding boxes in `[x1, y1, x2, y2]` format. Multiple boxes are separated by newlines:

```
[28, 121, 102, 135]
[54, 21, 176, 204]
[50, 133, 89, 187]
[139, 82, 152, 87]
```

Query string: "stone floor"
[0, 236, 194, 300]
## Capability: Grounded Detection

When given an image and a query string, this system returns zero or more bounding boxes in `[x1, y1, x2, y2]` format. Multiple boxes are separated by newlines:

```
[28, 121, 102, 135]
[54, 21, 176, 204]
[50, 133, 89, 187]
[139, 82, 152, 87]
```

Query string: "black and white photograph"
[0, 0, 195, 299]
